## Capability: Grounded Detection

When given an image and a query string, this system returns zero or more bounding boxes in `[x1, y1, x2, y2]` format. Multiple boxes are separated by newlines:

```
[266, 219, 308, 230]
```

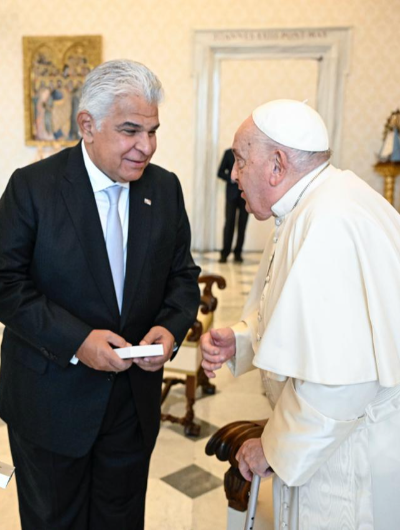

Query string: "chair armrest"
[205, 419, 268, 511]
[186, 274, 226, 342]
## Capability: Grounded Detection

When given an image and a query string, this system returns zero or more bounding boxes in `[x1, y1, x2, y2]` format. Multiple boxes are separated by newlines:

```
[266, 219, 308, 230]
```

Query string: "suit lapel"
[60, 144, 119, 320]
[120, 175, 153, 327]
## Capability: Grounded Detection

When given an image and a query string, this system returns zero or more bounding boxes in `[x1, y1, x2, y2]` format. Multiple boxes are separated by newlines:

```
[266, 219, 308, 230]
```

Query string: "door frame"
[192, 27, 352, 250]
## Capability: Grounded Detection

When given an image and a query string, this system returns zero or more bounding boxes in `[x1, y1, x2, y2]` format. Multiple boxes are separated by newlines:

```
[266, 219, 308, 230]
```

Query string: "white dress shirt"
[81, 141, 130, 270]
[70, 142, 130, 364]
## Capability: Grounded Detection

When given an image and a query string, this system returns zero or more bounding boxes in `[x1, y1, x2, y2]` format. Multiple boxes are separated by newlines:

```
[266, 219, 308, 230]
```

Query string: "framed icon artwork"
[23, 35, 102, 146]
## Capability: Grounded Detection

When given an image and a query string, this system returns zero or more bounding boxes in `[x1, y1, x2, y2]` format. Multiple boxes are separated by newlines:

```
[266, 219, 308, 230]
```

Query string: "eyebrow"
[117, 121, 160, 131]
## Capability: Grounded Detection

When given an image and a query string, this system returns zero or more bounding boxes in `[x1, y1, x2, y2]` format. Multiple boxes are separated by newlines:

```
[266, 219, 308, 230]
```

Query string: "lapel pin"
[144, 198, 152, 206]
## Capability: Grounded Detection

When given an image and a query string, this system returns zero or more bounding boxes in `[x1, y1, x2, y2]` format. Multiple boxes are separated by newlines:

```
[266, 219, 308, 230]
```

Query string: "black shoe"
[234, 254, 243, 263]
[218, 255, 228, 263]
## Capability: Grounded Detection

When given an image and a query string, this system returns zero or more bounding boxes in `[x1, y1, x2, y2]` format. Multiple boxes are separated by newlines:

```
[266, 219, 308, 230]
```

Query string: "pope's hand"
[236, 438, 273, 482]
[200, 327, 236, 378]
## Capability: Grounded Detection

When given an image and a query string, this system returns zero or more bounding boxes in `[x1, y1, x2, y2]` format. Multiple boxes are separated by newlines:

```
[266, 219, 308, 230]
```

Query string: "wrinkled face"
[231, 118, 276, 220]
[80, 94, 159, 183]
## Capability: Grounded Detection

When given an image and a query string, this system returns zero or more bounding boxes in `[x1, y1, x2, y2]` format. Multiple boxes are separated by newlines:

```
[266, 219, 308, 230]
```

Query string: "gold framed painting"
[23, 35, 102, 146]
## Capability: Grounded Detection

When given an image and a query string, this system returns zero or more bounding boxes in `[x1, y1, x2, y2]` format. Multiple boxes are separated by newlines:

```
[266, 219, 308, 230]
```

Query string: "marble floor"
[0, 251, 273, 530]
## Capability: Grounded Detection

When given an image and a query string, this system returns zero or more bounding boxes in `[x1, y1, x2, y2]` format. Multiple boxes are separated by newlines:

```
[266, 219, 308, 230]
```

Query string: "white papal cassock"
[229, 163, 400, 530]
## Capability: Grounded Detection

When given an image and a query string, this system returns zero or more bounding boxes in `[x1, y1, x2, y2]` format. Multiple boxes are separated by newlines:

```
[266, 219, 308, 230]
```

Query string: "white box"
[0, 460, 15, 489]
[115, 344, 164, 359]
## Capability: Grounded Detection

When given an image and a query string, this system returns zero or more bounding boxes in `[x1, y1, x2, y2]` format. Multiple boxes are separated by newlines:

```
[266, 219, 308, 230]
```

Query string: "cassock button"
[273, 237, 278, 243]
[256, 333, 261, 342]
[275, 218, 282, 226]
[257, 312, 261, 322]
[266, 276, 270, 283]
[261, 294, 265, 301]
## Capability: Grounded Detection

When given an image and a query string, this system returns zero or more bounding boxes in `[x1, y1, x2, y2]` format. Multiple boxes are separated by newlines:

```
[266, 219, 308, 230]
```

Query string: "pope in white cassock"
[201, 99, 400, 530]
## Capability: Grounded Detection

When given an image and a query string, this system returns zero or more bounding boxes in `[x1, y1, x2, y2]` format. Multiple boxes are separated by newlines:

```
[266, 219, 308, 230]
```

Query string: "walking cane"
[244, 474, 261, 530]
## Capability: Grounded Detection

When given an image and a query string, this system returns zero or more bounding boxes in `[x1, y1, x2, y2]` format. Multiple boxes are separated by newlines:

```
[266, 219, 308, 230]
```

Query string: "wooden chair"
[205, 419, 268, 511]
[161, 274, 226, 436]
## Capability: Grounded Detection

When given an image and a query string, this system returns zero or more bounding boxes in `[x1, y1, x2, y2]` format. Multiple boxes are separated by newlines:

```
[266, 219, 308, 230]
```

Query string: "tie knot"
[105, 185, 122, 205]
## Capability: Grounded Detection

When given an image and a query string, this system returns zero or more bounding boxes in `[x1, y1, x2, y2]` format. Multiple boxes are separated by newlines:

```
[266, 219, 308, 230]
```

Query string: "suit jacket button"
[107, 373, 115, 382]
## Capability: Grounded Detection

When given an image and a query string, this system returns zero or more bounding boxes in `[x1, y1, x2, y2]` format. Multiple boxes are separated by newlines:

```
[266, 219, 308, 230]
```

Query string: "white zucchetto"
[252, 99, 329, 152]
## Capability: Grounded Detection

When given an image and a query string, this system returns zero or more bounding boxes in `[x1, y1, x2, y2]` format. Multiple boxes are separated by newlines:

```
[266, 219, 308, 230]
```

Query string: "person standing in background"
[218, 148, 249, 263]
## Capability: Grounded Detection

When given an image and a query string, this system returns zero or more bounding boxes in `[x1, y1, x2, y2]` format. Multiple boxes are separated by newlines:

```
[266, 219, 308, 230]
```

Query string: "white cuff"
[227, 321, 255, 377]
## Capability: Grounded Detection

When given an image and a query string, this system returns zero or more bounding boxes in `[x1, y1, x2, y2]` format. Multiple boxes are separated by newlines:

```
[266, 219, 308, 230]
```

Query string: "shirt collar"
[81, 141, 129, 192]
[271, 162, 330, 218]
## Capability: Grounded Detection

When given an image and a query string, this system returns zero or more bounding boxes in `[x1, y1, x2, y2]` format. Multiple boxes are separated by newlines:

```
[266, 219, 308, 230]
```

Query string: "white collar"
[81, 141, 130, 192]
[271, 162, 330, 218]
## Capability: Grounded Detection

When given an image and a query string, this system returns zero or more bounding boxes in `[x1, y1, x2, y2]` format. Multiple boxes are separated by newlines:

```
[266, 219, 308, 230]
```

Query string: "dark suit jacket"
[217, 149, 240, 201]
[0, 142, 200, 458]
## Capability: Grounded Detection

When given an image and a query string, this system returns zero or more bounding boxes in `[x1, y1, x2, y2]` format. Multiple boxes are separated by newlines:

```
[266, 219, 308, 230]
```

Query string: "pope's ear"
[77, 111, 95, 143]
[269, 150, 288, 186]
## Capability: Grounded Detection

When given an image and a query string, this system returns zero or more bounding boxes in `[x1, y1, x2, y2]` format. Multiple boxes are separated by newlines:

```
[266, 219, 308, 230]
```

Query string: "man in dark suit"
[218, 148, 249, 263]
[0, 59, 200, 530]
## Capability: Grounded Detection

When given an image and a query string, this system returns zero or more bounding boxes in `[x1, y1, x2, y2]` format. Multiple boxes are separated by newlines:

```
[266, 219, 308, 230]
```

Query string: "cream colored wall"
[1, 0, 400, 218]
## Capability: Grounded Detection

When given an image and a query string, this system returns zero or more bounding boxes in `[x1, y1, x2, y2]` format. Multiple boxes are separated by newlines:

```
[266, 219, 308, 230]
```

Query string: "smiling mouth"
[124, 158, 147, 166]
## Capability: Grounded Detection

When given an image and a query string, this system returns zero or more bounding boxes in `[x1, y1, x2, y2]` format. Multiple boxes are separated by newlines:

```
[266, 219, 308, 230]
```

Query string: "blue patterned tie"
[105, 185, 124, 313]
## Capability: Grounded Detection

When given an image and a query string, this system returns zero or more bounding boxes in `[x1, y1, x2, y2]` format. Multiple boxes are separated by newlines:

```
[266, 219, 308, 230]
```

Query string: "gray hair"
[78, 59, 164, 128]
[255, 128, 331, 173]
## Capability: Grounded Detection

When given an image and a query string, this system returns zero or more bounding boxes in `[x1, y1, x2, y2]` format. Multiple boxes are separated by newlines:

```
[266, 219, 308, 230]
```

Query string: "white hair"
[256, 129, 331, 172]
[78, 59, 164, 128]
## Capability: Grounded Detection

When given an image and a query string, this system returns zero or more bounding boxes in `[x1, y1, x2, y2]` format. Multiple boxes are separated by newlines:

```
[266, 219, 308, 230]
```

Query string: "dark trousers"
[221, 196, 249, 257]
[8, 371, 150, 530]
